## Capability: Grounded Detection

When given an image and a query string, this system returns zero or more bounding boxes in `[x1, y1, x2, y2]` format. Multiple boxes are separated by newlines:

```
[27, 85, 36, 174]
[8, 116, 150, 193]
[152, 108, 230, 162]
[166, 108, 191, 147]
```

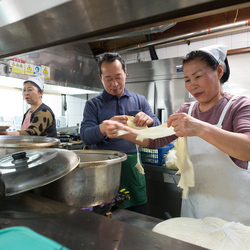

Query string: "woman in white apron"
[101, 44, 250, 225]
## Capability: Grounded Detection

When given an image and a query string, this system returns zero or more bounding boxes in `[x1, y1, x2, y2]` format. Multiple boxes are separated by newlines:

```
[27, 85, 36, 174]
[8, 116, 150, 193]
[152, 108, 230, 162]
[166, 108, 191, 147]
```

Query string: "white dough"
[152, 217, 250, 250]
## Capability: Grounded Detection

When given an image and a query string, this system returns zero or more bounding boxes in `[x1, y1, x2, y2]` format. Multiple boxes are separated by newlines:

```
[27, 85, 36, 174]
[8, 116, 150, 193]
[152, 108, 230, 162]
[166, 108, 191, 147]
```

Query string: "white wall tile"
[156, 47, 166, 59]
[187, 40, 203, 52]
[232, 32, 248, 49]
[166, 45, 178, 58]
[144, 50, 151, 61]
[248, 30, 250, 47]
[177, 43, 189, 57]
[217, 35, 232, 49]
[125, 52, 137, 64]
[201, 37, 217, 47]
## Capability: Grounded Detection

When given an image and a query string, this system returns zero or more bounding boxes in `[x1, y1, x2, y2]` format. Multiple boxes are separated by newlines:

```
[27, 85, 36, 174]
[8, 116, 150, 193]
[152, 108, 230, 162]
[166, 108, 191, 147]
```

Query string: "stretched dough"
[175, 137, 195, 199]
[117, 120, 195, 197]
[153, 217, 250, 250]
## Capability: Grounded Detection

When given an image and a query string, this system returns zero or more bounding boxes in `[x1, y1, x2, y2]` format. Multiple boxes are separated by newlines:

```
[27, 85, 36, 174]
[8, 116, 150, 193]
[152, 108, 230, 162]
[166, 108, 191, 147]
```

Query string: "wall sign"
[24, 63, 34, 75]
[9, 58, 25, 74]
[41, 65, 50, 79]
[34, 65, 41, 76]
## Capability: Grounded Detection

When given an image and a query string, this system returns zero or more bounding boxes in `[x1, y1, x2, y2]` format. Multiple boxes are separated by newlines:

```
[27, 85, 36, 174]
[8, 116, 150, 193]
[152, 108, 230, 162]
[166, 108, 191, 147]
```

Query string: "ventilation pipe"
[114, 19, 250, 54]
[145, 34, 159, 60]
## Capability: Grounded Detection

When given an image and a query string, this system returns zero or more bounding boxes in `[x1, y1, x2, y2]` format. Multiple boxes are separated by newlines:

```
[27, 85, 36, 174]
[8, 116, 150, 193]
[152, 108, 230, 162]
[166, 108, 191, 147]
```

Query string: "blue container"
[0, 226, 69, 250]
[158, 144, 175, 165]
[141, 143, 174, 165]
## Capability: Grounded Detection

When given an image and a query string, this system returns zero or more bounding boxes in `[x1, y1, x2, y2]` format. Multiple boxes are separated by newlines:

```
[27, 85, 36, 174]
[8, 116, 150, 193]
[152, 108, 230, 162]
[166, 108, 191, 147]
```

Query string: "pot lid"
[0, 135, 60, 148]
[0, 148, 80, 196]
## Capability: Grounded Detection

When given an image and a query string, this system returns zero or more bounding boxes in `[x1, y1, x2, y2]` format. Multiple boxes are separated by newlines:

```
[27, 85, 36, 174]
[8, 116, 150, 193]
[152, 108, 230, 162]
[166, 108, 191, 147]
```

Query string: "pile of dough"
[152, 217, 250, 250]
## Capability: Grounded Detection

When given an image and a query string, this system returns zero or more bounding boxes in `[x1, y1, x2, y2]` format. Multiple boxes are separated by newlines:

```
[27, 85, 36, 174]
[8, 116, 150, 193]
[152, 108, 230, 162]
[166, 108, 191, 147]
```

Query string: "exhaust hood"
[1, 0, 250, 93]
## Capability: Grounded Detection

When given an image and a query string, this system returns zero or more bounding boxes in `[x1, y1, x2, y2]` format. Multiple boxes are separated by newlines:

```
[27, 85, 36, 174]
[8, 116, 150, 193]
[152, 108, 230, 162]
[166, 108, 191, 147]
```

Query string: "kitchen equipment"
[82, 190, 130, 216]
[57, 133, 84, 150]
[0, 148, 79, 200]
[0, 135, 60, 157]
[34, 150, 127, 208]
[0, 126, 10, 132]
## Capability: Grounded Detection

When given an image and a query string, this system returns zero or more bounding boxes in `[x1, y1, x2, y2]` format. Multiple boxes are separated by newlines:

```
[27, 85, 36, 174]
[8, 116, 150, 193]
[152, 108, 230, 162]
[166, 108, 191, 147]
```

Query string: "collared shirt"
[80, 88, 161, 154]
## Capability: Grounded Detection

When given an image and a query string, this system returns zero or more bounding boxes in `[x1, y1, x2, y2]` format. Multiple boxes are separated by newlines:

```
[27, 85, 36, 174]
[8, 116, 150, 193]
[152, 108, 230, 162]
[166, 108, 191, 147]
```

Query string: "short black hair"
[97, 52, 126, 75]
[182, 50, 230, 84]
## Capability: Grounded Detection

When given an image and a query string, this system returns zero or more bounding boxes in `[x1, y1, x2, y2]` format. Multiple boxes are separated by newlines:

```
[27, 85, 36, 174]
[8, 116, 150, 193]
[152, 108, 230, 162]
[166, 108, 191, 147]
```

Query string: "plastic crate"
[141, 144, 174, 165]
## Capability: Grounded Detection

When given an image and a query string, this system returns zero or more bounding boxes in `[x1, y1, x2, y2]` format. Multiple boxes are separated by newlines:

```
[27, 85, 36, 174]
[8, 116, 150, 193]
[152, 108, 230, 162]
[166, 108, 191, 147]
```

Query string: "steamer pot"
[34, 150, 127, 208]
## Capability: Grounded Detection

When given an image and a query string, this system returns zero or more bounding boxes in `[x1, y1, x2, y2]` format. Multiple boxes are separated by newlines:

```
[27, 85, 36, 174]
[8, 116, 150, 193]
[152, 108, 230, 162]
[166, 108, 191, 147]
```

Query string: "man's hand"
[134, 112, 153, 127]
[109, 115, 128, 125]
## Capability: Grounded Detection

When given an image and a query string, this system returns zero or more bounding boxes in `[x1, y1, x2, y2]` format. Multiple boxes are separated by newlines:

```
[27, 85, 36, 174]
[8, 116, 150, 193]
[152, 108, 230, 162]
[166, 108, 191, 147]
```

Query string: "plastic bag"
[164, 147, 178, 170]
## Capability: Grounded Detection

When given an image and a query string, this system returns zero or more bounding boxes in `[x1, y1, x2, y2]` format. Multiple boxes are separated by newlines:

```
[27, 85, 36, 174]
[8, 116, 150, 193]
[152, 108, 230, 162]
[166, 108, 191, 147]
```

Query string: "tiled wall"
[65, 94, 87, 127]
[121, 30, 250, 64]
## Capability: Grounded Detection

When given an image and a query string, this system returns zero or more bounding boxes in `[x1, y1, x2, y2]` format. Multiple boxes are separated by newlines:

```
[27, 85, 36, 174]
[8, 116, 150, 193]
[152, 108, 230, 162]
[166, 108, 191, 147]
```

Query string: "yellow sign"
[41, 65, 50, 79]
[9, 60, 25, 74]
[25, 63, 34, 75]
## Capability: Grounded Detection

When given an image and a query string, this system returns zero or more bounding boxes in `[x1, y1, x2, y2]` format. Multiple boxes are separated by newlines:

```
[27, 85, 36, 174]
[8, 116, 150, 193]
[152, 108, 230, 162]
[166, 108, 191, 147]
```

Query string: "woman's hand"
[100, 120, 131, 138]
[167, 113, 205, 137]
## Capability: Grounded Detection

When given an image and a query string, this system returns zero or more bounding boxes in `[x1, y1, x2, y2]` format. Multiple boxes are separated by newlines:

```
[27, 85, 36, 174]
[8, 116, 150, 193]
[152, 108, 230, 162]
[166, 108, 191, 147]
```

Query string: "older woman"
[101, 45, 250, 225]
[0, 76, 57, 137]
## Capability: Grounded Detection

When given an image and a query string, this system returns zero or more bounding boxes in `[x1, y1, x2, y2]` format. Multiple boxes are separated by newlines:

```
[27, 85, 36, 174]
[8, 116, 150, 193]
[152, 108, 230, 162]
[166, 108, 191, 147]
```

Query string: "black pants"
[125, 202, 150, 215]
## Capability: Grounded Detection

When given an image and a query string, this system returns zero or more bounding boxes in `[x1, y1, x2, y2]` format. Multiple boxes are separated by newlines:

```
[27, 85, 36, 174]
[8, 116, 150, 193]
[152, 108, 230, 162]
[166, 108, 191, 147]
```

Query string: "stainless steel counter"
[0, 192, 206, 250]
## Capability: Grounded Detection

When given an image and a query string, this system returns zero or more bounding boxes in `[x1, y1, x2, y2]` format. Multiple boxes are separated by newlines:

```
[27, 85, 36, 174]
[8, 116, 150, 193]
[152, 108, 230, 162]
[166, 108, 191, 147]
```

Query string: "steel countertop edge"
[0, 192, 206, 250]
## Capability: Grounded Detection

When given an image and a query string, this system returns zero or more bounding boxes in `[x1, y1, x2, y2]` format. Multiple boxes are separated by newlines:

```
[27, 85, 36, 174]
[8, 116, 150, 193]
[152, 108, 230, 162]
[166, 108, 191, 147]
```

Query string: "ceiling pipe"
[112, 19, 250, 55]
[145, 34, 159, 60]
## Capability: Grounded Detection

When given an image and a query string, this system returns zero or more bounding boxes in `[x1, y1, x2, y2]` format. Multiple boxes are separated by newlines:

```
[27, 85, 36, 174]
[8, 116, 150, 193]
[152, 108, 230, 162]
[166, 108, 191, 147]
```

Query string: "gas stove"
[82, 191, 130, 217]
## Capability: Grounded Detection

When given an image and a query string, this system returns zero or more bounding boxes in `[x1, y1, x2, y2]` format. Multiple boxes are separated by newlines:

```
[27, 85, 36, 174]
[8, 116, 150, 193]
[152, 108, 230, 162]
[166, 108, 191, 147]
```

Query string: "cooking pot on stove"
[34, 150, 127, 208]
[0, 136, 60, 157]
[0, 148, 80, 205]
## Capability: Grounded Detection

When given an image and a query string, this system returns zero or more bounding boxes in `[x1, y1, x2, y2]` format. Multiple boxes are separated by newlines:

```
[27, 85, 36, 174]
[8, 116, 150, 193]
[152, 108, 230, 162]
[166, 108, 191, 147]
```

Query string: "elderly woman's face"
[23, 82, 43, 105]
[183, 58, 223, 106]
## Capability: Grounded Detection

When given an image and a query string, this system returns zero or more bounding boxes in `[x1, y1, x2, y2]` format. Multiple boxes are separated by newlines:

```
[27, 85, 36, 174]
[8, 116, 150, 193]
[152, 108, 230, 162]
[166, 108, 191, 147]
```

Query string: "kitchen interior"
[0, 0, 250, 249]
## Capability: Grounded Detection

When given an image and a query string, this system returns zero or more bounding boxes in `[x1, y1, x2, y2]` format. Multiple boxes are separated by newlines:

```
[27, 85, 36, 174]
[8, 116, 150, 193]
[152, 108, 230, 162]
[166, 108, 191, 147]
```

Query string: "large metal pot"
[34, 150, 127, 208]
[0, 136, 60, 157]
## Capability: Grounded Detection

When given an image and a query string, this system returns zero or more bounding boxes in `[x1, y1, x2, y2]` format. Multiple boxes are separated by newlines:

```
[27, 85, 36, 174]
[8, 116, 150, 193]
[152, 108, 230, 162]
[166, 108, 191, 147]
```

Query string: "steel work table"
[0, 192, 206, 250]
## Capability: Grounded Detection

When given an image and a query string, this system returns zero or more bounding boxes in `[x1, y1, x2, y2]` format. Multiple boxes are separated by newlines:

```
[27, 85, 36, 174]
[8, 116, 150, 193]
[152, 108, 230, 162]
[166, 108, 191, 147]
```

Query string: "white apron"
[181, 96, 250, 225]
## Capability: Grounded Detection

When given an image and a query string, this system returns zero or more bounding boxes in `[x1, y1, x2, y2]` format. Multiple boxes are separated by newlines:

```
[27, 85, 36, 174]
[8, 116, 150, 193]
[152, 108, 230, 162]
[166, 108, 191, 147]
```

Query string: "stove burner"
[82, 190, 130, 217]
